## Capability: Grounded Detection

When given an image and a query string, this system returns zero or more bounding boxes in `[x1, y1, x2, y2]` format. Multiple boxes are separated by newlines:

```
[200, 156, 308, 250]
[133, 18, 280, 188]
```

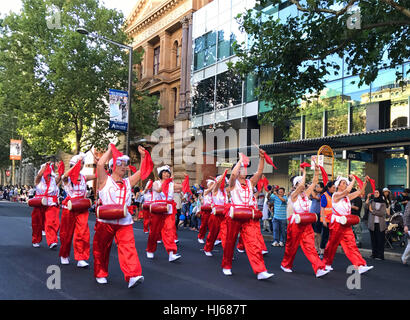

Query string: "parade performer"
[30, 162, 61, 249]
[203, 171, 230, 256]
[280, 165, 330, 278]
[59, 154, 95, 267]
[322, 175, 374, 274]
[93, 144, 146, 288]
[197, 179, 215, 244]
[221, 148, 274, 280]
[141, 179, 154, 234]
[146, 165, 184, 262]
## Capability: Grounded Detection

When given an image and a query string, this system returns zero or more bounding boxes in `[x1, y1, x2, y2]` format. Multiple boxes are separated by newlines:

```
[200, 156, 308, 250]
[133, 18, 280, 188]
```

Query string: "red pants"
[281, 222, 325, 273]
[32, 206, 59, 246]
[146, 213, 177, 254]
[198, 211, 211, 240]
[204, 214, 225, 252]
[59, 208, 90, 261]
[221, 217, 267, 274]
[236, 220, 266, 252]
[93, 222, 142, 282]
[323, 221, 366, 267]
[142, 209, 151, 233]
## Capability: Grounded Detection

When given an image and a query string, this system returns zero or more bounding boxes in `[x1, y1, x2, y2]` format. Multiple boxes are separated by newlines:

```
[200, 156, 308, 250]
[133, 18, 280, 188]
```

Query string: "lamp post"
[76, 27, 133, 155]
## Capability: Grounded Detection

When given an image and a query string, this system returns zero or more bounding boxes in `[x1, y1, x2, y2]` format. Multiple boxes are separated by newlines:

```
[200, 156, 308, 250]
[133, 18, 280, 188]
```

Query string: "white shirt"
[230, 179, 255, 207]
[152, 180, 174, 214]
[35, 176, 59, 206]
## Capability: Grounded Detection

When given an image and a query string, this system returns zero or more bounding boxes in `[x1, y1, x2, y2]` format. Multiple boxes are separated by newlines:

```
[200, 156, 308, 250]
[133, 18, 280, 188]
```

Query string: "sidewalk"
[261, 221, 407, 263]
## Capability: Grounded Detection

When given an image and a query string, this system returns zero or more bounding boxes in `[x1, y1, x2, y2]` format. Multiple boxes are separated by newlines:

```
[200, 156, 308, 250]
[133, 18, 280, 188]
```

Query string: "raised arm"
[250, 148, 266, 188]
[229, 159, 242, 188]
[347, 176, 368, 201]
[96, 145, 112, 190]
[333, 175, 356, 203]
[304, 165, 320, 198]
[129, 145, 147, 187]
[291, 168, 307, 203]
[35, 163, 49, 185]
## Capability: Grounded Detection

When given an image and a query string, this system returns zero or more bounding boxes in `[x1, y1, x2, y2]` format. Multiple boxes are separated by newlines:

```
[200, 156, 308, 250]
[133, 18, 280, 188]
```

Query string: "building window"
[173, 87, 178, 117]
[153, 46, 160, 75]
[194, 31, 217, 71]
[173, 41, 180, 68]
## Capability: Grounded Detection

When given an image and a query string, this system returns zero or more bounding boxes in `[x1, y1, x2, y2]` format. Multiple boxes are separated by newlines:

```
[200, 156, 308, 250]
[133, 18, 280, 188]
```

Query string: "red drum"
[338, 214, 360, 226]
[28, 197, 47, 207]
[67, 198, 91, 212]
[201, 204, 212, 213]
[294, 213, 317, 225]
[149, 202, 171, 214]
[96, 204, 127, 220]
[229, 206, 262, 221]
[212, 205, 225, 216]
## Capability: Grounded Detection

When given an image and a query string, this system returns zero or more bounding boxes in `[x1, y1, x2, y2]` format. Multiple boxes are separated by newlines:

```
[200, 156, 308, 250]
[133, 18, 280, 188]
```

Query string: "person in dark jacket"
[401, 202, 410, 265]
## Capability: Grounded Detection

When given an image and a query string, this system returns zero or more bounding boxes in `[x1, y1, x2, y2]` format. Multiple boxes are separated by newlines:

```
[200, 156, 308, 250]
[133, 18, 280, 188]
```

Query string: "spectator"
[382, 188, 392, 215]
[350, 188, 363, 248]
[262, 186, 272, 232]
[366, 189, 388, 260]
[397, 188, 410, 212]
[189, 195, 199, 231]
[271, 187, 288, 247]
[401, 202, 410, 265]
[174, 191, 182, 228]
[319, 181, 336, 258]
[310, 182, 324, 253]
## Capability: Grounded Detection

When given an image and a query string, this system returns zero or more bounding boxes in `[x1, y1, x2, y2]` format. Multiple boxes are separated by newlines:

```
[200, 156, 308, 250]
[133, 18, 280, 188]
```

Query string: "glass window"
[205, 31, 217, 67]
[153, 46, 160, 75]
[343, 75, 371, 105]
[320, 79, 343, 99]
[371, 66, 401, 93]
[326, 98, 348, 136]
[191, 76, 216, 115]
[321, 53, 343, 82]
[216, 70, 242, 109]
[351, 103, 367, 133]
[278, 1, 298, 23]
[218, 23, 232, 61]
[194, 36, 205, 71]
[304, 110, 323, 139]
[350, 160, 366, 179]
[245, 73, 257, 103]
[261, 4, 279, 21]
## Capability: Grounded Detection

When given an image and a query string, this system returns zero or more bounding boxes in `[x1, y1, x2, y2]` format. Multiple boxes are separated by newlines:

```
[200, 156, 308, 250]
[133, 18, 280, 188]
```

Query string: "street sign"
[342, 150, 373, 162]
[108, 89, 128, 132]
[317, 145, 334, 180]
[10, 139, 22, 160]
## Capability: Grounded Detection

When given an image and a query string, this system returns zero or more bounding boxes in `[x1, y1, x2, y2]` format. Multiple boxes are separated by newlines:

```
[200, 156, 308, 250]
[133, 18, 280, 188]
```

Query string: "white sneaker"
[77, 260, 89, 268]
[204, 251, 213, 257]
[96, 277, 107, 284]
[237, 248, 245, 253]
[42, 231, 46, 236]
[32, 243, 40, 248]
[222, 268, 232, 276]
[325, 265, 333, 271]
[144, 231, 149, 234]
[49, 243, 57, 249]
[280, 265, 293, 273]
[169, 252, 181, 262]
[279, 242, 284, 247]
[198, 238, 205, 244]
[272, 241, 279, 247]
[316, 268, 330, 278]
[60, 257, 69, 265]
[257, 271, 274, 280]
[358, 265, 374, 274]
[128, 276, 144, 288]
[214, 240, 222, 246]
[157, 240, 162, 244]
[146, 252, 154, 259]
[174, 239, 179, 244]
[262, 250, 268, 255]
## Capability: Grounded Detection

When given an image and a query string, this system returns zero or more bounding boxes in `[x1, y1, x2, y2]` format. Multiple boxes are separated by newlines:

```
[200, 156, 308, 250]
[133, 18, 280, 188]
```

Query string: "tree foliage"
[0, 0, 161, 157]
[230, 0, 410, 128]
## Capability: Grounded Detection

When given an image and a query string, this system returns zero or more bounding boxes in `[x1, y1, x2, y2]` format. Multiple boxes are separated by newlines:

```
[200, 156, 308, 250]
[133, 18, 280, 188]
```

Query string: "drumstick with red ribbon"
[252, 142, 277, 169]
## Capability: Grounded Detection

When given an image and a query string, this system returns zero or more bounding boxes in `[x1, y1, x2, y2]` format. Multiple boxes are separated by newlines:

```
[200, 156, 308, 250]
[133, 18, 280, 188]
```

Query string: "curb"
[262, 234, 403, 263]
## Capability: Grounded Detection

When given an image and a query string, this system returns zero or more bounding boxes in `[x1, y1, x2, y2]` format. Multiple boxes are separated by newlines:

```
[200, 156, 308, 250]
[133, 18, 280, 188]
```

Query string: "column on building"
[178, 15, 190, 116]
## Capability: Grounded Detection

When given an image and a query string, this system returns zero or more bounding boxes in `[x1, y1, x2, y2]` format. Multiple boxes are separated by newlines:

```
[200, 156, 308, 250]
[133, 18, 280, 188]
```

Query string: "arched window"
[173, 41, 180, 68]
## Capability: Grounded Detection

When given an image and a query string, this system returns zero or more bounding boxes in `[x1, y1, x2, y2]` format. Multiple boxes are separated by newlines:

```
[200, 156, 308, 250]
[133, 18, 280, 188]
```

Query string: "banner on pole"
[109, 89, 128, 132]
[10, 139, 22, 160]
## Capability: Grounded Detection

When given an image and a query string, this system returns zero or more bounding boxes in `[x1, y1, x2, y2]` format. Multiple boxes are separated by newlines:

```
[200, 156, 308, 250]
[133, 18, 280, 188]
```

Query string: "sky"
[0, 0, 136, 18]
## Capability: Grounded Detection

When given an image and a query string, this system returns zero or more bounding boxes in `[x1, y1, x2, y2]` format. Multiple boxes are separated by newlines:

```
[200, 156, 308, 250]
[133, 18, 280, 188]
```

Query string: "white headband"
[157, 165, 171, 175]
[108, 155, 130, 168]
[335, 176, 350, 188]
[293, 176, 303, 187]
[206, 179, 215, 187]
[216, 175, 229, 184]
[69, 153, 86, 166]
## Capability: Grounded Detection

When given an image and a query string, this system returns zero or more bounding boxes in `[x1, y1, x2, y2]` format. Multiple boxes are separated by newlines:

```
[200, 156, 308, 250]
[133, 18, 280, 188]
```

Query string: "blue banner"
[109, 89, 128, 132]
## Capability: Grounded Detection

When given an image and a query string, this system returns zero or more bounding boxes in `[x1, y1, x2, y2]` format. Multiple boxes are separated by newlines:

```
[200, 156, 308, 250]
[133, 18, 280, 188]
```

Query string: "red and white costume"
[32, 174, 60, 246]
[204, 189, 228, 253]
[92, 175, 142, 282]
[146, 180, 178, 255]
[323, 194, 366, 267]
[198, 191, 212, 242]
[281, 193, 326, 273]
[221, 179, 268, 274]
[142, 187, 153, 233]
[59, 174, 90, 262]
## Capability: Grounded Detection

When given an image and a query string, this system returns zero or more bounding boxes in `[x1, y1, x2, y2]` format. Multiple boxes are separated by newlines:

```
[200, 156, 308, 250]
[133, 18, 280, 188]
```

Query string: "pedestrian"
[350, 188, 363, 248]
[319, 181, 335, 259]
[323, 175, 373, 274]
[310, 182, 324, 253]
[59, 153, 96, 267]
[281, 165, 329, 278]
[397, 188, 410, 212]
[221, 148, 273, 280]
[382, 187, 393, 215]
[366, 189, 388, 260]
[401, 201, 410, 265]
[271, 187, 288, 247]
[197, 179, 214, 244]
[93, 144, 145, 288]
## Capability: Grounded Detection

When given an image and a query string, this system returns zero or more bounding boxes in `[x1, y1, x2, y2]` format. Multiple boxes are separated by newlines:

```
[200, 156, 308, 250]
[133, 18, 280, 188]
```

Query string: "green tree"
[230, 0, 410, 128]
[0, 0, 161, 156]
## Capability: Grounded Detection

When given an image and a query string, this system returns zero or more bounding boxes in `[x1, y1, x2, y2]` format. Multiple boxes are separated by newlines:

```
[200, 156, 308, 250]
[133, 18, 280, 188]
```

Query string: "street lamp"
[76, 27, 133, 155]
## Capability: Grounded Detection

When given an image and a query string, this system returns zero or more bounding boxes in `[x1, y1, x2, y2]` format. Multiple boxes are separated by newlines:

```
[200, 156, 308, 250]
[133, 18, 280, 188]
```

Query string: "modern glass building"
[190, 0, 410, 192]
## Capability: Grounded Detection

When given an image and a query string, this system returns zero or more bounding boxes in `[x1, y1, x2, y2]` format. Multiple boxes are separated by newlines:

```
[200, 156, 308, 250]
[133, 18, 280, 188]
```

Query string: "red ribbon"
[220, 169, 228, 194]
[43, 163, 52, 181]
[129, 165, 137, 174]
[257, 177, 269, 192]
[369, 178, 376, 194]
[110, 143, 123, 173]
[181, 175, 192, 195]
[58, 160, 65, 177]
[300, 162, 311, 169]
[239, 153, 249, 168]
[68, 161, 82, 185]
[140, 149, 154, 181]
[146, 179, 153, 190]
[352, 175, 364, 189]
[319, 165, 328, 185]
[162, 178, 173, 199]
[264, 153, 277, 169]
